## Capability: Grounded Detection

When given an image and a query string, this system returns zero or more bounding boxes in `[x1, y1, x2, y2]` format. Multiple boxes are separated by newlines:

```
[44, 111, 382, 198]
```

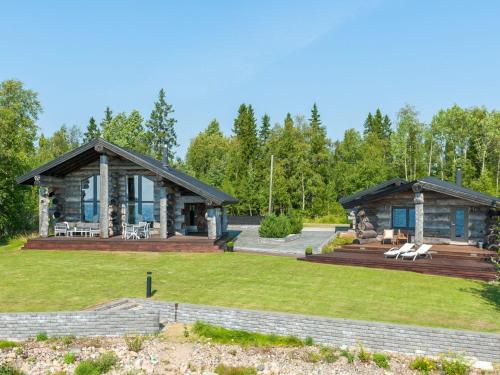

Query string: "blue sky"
[2, 1, 499, 157]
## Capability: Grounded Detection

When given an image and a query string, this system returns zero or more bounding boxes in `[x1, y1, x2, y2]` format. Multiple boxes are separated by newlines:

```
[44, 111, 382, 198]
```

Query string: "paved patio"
[232, 226, 336, 255]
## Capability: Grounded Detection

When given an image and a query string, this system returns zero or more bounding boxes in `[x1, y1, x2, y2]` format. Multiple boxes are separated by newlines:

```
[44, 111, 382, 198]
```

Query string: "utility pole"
[268, 155, 274, 215]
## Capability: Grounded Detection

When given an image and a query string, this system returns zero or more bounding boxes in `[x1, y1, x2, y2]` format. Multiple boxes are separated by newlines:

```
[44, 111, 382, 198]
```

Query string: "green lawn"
[0, 238, 498, 332]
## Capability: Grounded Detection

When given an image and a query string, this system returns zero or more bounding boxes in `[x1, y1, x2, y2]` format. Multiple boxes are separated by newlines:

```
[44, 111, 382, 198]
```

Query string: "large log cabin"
[340, 174, 499, 246]
[16, 138, 238, 245]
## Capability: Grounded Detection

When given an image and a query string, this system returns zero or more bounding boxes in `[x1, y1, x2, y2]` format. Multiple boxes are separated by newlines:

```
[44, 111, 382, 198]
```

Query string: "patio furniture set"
[54, 221, 152, 239]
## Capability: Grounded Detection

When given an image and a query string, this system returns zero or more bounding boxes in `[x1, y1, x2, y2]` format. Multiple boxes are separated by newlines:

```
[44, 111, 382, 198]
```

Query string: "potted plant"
[226, 241, 234, 252]
[305, 246, 313, 256]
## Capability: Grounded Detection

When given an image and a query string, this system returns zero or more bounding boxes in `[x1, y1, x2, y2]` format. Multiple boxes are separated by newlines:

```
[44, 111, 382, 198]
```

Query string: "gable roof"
[340, 176, 498, 209]
[16, 138, 238, 206]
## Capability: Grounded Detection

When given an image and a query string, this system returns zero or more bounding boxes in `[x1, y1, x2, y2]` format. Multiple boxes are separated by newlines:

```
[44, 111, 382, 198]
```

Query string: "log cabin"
[339, 172, 499, 247]
[16, 138, 238, 249]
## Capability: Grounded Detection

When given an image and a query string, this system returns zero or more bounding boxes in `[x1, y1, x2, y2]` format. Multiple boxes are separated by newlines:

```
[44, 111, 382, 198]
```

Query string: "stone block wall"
[0, 310, 159, 340]
[132, 299, 500, 362]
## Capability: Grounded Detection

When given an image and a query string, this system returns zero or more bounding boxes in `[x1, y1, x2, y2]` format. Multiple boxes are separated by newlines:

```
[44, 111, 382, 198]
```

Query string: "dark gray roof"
[340, 176, 498, 209]
[16, 138, 238, 206]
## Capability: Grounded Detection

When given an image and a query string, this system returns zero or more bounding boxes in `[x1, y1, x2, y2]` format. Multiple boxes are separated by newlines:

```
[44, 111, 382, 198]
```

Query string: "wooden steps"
[22, 236, 223, 252]
[298, 244, 498, 281]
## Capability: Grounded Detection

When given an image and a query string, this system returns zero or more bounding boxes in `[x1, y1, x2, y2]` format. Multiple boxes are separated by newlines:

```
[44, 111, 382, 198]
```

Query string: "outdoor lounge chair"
[383, 242, 414, 258]
[400, 244, 433, 261]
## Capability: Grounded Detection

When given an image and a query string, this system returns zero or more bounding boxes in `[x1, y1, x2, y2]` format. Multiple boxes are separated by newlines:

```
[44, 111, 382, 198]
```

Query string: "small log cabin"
[16, 138, 238, 241]
[339, 175, 499, 245]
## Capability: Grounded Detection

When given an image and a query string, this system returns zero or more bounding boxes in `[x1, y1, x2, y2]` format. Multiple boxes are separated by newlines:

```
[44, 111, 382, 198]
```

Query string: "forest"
[1, 79, 499, 238]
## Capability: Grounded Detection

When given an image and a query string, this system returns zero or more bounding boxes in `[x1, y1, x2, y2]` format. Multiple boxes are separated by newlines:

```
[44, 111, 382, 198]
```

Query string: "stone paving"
[231, 226, 336, 255]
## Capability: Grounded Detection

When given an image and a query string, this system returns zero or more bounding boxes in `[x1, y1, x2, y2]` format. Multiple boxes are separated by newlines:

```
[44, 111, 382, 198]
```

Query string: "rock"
[256, 364, 265, 371]
[472, 360, 493, 371]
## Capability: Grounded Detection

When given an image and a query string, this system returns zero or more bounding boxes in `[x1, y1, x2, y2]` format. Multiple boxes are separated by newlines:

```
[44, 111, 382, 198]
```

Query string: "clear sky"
[2, 1, 499, 157]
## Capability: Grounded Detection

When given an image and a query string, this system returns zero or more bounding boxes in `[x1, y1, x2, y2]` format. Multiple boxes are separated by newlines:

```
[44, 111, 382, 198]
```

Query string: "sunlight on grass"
[0, 238, 498, 332]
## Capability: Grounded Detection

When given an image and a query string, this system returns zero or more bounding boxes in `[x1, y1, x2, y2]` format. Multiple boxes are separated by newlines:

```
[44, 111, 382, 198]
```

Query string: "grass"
[0, 238, 499, 332]
[0, 340, 18, 349]
[214, 364, 257, 375]
[193, 321, 303, 347]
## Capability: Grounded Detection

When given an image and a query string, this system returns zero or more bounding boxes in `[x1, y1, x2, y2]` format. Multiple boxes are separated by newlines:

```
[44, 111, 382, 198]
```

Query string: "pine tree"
[83, 116, 100, 142]
[100, 107, 113, 130]
[259, 114, 271, 143]
[145, 89, 177, 161]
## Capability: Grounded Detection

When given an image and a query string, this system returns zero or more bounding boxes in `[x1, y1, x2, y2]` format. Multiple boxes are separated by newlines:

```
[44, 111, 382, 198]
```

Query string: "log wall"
[362, 190, 489, 242]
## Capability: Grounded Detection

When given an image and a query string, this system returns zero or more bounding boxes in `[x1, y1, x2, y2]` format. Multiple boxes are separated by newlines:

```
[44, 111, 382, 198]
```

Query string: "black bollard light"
[146, 271, 152, 298]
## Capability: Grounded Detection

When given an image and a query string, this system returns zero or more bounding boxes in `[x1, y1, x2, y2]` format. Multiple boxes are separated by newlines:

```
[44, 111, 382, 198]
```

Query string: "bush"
[373, 353, 390, 369]
[125, 335, 144, 352]
[357, 344, 371, 362]
[63, 352, 76, 364]
[258, 214, 291, 238]
[214, 364, 257, 375]
[0, 341, 18, 349]
[340, 349, 354, 363]
[0, 364, 25, 375]
[305, 246, 313, 256]
[322, 235, 354, 254]
[410, 356, 437, 374]
[304, 336, 314, 346]
[35, 332, 48, 342]
[319, 346, 338, 363]
[74, 352, 117, 375]
[61, 335, 76, 345]
[193, 321, 303, 347]
[440, 354, 471, 375]
[287, 210, 303, 234]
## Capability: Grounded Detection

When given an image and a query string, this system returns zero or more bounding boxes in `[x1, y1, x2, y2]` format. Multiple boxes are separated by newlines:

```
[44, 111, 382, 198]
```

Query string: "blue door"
[451, 208, 468, 241]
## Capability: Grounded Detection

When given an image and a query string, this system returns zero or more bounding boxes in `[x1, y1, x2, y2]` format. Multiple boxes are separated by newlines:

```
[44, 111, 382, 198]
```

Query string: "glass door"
[451, 208, 468, 241]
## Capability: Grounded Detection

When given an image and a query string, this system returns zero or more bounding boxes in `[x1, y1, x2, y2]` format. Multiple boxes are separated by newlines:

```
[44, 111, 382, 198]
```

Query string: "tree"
[0, 80, 42, 238]
[83, 116, 100, 142]
[102, 110, 147, 153]
[37, 125, 81, 164]
[145, 89, 177, 161]
[259, 114, 271, 144]
[100, 107, 113, 130]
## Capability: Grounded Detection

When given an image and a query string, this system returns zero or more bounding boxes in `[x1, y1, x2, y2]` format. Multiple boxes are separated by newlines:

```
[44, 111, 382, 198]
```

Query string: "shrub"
[357, 344, 371, 362]
[61, 335, 76, 345]
[410, 356, 438, 374]
[258, 214, 291, 238]
[440, 354, 471, 375]
[304, 336, 314, 346]
[322, 235, 354, 254]
[63, 352, 76, 364]
[74, 352, 117, 375]
[373, 353, 390, 369]
[214, 364, 257, 375]
[193, 321, 303, 347]
[0, 364, 25, 375]
[0, 341, 18, 349]
[319, 346, 338, 363]
[305, 246, 313, 256]
[125, 335, 144, 352]
[35, 332, 48, 342]
[340, 349, 354, 363]
[287, 210, 303, 234]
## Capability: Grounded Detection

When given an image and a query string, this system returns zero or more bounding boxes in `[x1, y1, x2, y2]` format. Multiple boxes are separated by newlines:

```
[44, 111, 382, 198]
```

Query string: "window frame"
[127, 175, 155, 224]
[391, 206, 415, 230]
[81, 175, 100, 223]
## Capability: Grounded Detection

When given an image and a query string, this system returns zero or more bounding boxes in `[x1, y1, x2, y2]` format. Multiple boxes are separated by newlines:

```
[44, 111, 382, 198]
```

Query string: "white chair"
[123, 224, 138, 239]
[384, 242, 414, 258]
[54, 222, 69, 236]
[89, 223, 100, 237]
[400, 244, 433, 261]
[137, 222, 151, 239]
[381, 229, 394, 244]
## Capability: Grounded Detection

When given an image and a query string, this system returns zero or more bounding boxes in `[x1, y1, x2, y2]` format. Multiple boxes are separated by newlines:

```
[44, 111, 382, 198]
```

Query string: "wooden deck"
[299, 243, 498, 281]
[23, 234, 231, 252]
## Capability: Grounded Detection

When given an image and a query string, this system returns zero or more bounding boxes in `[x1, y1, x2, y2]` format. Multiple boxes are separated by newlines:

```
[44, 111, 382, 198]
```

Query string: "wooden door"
[451, 207, 468, 242]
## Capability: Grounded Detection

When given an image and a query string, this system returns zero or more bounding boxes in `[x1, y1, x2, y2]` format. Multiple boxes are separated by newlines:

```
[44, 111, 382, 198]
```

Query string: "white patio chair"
[123, 224, 138, 239]
[89, 223, 100, 237]
[381, 229, 394, 244]
[384, 242, 414, 258]
[400, 244, 433, 261]
[137, 222, 150, 239]
[54, 222, 69, 236]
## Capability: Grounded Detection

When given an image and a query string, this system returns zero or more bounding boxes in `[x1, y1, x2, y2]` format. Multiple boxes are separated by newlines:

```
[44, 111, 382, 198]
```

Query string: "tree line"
[1, 79, 499, 238]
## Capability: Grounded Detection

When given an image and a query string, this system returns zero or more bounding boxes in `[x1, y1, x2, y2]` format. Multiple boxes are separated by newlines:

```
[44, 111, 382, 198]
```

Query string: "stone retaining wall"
[131, 299, 500, 362]
[0, 310, 159, 340]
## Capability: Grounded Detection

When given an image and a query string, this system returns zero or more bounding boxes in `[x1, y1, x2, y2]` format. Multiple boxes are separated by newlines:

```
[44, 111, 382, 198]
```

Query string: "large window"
[391, 206, 415, 230]
[81, 175, 100, 222]
[127, 176, 154, 224]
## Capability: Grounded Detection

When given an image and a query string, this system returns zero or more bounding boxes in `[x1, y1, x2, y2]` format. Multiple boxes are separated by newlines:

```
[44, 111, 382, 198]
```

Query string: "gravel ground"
[0, 324, 496, 374]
